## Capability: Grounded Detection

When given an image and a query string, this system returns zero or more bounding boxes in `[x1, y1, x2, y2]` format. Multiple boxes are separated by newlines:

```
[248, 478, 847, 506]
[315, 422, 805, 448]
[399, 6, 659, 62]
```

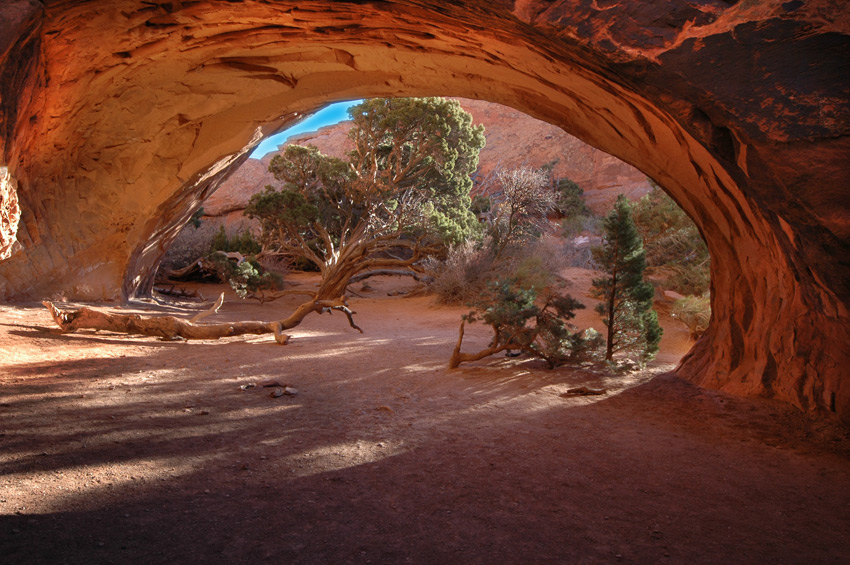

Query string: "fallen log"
[42, 293, 362, 344]
[349, 269, 433, 284]
[159, 251, 247, 282]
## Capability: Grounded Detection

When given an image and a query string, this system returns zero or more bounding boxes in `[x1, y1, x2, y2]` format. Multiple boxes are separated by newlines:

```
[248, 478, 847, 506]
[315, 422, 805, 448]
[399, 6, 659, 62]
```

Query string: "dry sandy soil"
[1, 270, 848, 564]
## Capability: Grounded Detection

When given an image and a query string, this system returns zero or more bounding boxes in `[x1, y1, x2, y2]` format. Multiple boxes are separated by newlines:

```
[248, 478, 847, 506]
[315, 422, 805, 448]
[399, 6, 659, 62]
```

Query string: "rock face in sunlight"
[0, 167, 20, 261]
[0, 1, 847, 422]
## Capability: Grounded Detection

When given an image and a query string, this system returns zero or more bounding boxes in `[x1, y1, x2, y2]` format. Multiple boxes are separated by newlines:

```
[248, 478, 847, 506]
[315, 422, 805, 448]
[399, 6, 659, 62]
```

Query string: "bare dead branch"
[349, 269, 432, 283]
[189, 292, 225, 323]
[448, 320, 516, 369]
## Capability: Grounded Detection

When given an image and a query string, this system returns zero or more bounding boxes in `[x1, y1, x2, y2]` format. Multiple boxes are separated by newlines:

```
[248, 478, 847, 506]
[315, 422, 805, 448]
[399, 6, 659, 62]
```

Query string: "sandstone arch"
[1, 1, 848, 421]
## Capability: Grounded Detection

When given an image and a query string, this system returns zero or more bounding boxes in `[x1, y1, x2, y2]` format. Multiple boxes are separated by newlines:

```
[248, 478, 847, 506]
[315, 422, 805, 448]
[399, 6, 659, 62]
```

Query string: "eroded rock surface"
[0, 1, 848, 422]
[0, 167, 20, 261]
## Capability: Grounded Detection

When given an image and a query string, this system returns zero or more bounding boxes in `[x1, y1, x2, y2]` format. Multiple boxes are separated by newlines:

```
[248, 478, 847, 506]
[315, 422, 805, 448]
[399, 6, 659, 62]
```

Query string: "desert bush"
[487, 167, 555, 260]
[561, 213, 601, 238]
[430, 166, 562, 304]
[427, 240, 493, 305]
[661, 264, 711, 300]
[671, 294, 711, 339]
[471, 194, 492, 218]
[562, 240, 596, 269]
[210, 226, 262, 256]
[202, 253, 282, 299]
[449, 275, 593, 369]
[227, 259, 283, 300]
[189, 206, 204, 229]
[568, 327, 605, 362]
[429, 234, 568, 306]
[632, 186, 710, 296]
[555, 178, 591, 219]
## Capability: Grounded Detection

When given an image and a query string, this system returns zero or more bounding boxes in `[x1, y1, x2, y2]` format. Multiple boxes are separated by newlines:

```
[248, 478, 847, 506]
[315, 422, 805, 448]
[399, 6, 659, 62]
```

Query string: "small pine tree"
[591, 195, 662, 362]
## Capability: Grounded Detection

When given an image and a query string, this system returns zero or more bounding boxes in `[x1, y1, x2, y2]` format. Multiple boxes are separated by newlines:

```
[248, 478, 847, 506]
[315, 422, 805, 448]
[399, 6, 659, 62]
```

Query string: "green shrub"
[471, 194, 492, 217]
[189, 207, 204, 229]
[210, 226, 262, 256]
[555, 178, 591, 219]
[227, 259, 283, 299]
[632, 186, 710, 296]
[457, 276, 589, 368]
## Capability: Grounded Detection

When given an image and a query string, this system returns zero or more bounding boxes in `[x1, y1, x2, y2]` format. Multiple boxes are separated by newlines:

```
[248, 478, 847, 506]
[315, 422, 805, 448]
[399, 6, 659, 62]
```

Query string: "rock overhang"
[0, 0, 847, 422]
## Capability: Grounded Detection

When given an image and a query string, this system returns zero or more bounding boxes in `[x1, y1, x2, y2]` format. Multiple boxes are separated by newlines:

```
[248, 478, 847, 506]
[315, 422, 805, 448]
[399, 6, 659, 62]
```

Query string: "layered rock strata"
[0, 1, 847, 421]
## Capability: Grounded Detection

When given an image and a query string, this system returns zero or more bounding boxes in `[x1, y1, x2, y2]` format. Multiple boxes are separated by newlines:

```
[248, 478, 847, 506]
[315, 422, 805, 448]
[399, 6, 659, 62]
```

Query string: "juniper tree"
[244, 97, 485, 328]
[631, 185, 710, 296]
[591, 195, 662, 362]
[448, 274, 587, 369]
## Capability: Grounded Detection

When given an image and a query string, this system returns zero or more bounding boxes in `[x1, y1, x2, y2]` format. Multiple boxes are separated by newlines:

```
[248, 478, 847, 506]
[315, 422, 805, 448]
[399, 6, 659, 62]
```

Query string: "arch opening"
[0, 1, 847, 421]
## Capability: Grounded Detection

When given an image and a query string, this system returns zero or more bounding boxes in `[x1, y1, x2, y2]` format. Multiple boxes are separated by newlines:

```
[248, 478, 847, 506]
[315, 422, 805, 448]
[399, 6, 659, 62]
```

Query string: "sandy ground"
[1, 271, 848, 564]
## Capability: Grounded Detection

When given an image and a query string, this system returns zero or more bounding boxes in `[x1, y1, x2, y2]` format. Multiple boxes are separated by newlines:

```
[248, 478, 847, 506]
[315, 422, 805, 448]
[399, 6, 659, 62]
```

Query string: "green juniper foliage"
[592, 195, 662, 362]
[189, 206, 204, 229]
[210, 226, 262, 256]
[203, 227, 278, 299]
[457, 275, 587, 369]
[555, 178, 591, 219]
[202, 253, 281, 299]
[244, 97, 485, 303]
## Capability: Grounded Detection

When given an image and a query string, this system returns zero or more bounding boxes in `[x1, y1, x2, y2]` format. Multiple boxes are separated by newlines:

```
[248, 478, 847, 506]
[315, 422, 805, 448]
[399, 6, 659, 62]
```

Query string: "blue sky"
[250, 100, 362, 159]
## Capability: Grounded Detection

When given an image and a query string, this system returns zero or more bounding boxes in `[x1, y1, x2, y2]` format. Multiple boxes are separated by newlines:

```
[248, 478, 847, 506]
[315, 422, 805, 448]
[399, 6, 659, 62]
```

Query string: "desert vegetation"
[49, 98, 710, 368]
[591, 195, 662, 362]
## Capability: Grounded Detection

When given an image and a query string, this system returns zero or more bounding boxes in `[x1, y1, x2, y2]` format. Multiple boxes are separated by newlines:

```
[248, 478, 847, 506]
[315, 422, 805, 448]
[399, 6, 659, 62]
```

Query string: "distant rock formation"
[167, 99, 652, 268]
[200, 99, 651, 222]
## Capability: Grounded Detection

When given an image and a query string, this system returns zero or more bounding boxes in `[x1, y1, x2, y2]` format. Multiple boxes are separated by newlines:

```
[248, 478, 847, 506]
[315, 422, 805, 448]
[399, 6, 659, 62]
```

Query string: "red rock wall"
[0, 1, 847, 422]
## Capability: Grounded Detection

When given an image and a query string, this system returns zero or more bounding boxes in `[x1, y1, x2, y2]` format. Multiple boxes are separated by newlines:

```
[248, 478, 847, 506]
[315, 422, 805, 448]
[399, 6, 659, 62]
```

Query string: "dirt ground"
[1, 271, 848, 564]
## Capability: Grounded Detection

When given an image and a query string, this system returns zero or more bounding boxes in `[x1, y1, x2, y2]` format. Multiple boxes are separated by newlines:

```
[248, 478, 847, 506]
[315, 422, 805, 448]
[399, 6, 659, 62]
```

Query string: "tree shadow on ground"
[2, 300, 849, 564]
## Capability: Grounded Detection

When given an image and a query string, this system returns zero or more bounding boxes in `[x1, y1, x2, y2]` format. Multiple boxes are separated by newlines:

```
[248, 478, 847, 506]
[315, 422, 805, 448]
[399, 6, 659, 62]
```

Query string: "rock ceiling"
[0, 0, 848, 421]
